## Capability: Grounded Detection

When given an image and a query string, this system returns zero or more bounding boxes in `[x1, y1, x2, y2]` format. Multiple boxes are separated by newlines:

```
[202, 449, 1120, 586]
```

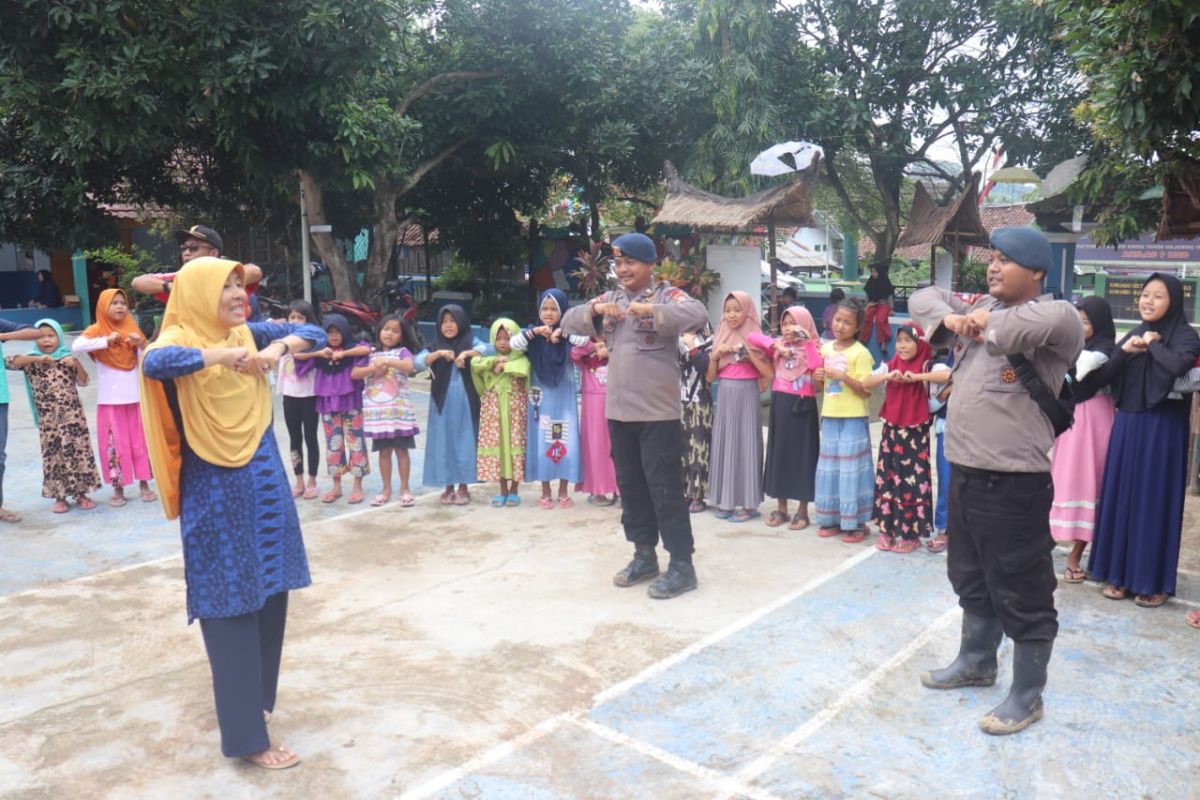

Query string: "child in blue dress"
[415, 304, 490, 504]
[511, 289, 589, 509]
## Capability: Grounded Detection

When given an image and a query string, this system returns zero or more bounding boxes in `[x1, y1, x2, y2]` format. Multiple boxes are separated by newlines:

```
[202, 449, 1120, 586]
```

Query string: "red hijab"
[879, 324, 933, 427]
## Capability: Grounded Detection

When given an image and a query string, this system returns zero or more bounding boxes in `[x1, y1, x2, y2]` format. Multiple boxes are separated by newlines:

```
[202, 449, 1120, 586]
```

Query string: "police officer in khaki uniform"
[909, 227, 1084, 734]
[562, 233, 708, 599]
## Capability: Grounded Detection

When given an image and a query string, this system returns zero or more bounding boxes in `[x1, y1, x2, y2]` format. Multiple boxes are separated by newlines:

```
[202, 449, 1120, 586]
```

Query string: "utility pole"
[299, 177, 312, 303]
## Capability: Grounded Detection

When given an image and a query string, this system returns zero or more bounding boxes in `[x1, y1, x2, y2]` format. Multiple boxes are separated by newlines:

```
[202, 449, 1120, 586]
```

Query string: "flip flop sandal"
[242, 747, 301, 771]
[291, 486, 305, 498]
[370, 494, 390, 507]
[537, 496, 554, 509]
[926, 536, 948, 553]
[688, 500, 707, 514]
[303, 487, 319, 500]
[765, 511, 788, 527]
[1062, 566, 1088, 584]
[840, 529, 866, 544]
[1101, 584, 1128, 600]
[140, 489, 157, 503]
[51, 500, 70, 514]
[875, 534, 895, 551]
[108, 495, 127, 508]
[438, 490, 456, 505]
[398, 493, 416, 508]
[816, 526, 841, 538]
[712, 508, 733, 520]
[788, 511, 809, 531]
[1186, 610, 1200, 630]
[893, 538, 921, 554]
[490, 494, 507, 508]
[0, 508, 22, 523]
[729, 509, 760, 523]
[347, 492, 365, 505]
[453, 491, 471, 506]
[75, 496, 96, 510]
[558, 497, 575, 509]
[505, 494, 521, 507]
[322, 491, 343, 504]
[1134, 593, 1168, 608]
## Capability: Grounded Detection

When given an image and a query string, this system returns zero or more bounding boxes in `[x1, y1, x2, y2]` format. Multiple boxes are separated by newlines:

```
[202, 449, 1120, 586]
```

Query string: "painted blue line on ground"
[753, 584, 1200, 799]
[586, 551, 957, 775]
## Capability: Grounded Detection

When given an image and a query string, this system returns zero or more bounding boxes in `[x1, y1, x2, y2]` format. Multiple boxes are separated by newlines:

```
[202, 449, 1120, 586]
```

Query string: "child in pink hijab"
[705, 291, 773, 522]
[756, 306, 823, 529]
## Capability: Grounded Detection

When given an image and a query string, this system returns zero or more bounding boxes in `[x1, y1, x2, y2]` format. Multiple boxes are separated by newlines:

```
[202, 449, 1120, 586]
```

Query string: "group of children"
[272, 288, 618, 511]
[680, 291, 950, 554]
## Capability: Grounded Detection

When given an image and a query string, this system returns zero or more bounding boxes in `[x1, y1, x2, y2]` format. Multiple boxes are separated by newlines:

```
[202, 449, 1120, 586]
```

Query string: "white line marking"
[593, 547, 878, 706]
[570, 717, 785, 800]
[396, 548, 878, 799]
[718, 605, 961, 798]
[398, 715, 569, 799]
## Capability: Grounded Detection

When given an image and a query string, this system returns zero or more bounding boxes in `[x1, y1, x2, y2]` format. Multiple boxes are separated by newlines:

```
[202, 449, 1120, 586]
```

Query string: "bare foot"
[242, 743, 300, 770]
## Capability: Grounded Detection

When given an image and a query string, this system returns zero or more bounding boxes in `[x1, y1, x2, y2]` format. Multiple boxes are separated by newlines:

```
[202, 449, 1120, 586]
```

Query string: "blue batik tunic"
[415, 338, 492, 486]
[142, 321, 326, 622]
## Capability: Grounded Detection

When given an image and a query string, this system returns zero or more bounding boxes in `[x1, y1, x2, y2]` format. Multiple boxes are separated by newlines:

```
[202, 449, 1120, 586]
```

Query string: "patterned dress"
[477, 374, 528, 481]
[5, 358, 100, 499]
[872, 421, 934, 540]
[679, 338, 713, 501]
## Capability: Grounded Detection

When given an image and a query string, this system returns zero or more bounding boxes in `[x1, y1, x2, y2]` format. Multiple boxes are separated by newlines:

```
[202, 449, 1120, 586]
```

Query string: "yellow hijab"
[139, 258, 272, 519]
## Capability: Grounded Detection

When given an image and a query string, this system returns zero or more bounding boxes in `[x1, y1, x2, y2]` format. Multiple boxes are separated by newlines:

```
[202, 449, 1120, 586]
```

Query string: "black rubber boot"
[613, 544, 659, 587]
[920, 612, 1004, 689]
[647, 560, 697, 599]
[979, 640, 1052, 735]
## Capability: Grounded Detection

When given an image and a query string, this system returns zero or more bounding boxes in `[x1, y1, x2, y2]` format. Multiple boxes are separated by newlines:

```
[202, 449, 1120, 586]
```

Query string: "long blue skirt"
[1087, 401, 1190, 596]
[422, 370, 479, 486]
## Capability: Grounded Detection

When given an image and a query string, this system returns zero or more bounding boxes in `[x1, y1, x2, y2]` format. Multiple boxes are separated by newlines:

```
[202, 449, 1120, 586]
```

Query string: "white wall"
[706, 245, 762, 328]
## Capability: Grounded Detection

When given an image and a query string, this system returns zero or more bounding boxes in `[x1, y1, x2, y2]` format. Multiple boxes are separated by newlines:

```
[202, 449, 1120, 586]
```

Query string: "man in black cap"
[909, 227, 1083, 735]
[131, 224, 261, 300]
[561, 232, 708, 599]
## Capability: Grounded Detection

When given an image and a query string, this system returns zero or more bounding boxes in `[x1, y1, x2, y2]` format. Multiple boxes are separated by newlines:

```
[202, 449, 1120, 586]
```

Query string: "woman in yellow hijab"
[140, 257, 324, 770]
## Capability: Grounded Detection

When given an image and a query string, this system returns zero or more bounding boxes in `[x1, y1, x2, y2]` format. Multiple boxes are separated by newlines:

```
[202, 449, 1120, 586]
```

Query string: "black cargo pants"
[946, 464, 1058, 643]
[608, 419, 695, 561]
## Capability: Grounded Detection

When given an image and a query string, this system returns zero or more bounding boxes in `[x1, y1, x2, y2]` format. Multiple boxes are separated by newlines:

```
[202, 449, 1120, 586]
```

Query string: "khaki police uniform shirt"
[561, 281, 709, 422]
[908, 288, 1084, 473]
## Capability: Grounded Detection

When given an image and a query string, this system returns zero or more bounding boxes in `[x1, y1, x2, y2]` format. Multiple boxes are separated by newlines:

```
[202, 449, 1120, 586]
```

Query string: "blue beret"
[612, 232, 657, 264]
[990, 227, 1053, 273]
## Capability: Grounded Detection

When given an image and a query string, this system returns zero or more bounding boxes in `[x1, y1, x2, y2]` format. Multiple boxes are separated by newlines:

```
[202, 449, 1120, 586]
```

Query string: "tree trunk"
[299, 169, 358, 301]
[362, 180, 401, 299]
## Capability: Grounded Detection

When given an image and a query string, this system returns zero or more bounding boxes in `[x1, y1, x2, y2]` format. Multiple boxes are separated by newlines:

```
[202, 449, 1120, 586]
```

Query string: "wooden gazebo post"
[768, 219, 778, 332]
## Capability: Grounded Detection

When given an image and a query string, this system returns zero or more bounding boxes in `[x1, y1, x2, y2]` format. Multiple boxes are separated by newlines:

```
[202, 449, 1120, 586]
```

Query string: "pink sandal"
[537, 496, 554, 509]
[840, 529, 866, 544]
[557, 496, 575, 509]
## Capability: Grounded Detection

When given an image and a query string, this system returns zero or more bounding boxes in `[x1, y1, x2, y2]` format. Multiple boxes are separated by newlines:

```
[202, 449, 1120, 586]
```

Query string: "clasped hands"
[428, 348, 477, 368]
[592, 301, 654, 321]
[214, 342, 285, 374]
[1122, 330, 1160, 353]
[107, 331, 145, 348]
[943, 309, 990, 342]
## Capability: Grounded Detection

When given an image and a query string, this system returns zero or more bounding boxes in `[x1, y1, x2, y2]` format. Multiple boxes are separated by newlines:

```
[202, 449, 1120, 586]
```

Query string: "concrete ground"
[1, 341, 1198, 799]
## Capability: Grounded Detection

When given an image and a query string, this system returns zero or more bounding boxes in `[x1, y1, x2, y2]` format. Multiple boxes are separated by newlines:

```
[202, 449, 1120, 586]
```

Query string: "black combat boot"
[920, 612, 1004, 689]
[613, 543, 659, 587]
[647, 559, 697, 599]
[979, 640, 1052, 735]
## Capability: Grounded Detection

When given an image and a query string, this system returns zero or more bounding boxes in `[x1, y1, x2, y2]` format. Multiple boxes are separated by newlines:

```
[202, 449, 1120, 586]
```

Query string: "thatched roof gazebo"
[650, 161, 820, 325]
[895, 174, 989, 286]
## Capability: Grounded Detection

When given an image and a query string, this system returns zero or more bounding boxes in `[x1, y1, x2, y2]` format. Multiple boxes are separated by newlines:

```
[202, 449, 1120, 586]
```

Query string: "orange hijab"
[139, 258, 271, 519]
[82, 289, 142, 371]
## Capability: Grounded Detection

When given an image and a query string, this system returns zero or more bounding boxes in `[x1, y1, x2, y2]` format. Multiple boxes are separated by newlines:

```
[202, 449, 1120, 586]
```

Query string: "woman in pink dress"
[572, 337, 619, 505]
